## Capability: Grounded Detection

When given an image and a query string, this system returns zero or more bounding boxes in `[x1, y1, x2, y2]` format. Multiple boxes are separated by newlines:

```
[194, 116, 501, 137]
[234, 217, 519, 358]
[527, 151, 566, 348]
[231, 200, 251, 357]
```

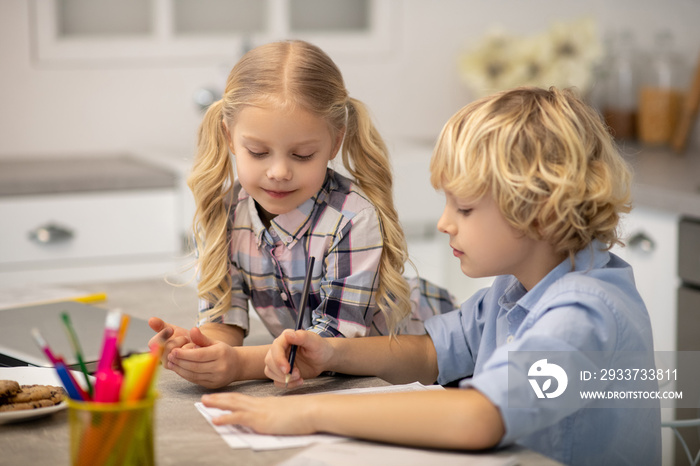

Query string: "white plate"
[0, 366, 90, 424]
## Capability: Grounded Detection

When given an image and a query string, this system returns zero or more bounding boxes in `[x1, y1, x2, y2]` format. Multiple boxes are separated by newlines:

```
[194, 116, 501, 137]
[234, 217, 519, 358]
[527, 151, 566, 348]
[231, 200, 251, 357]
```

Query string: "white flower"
[458, 29, 520, 96]
[458, 18, 603, 97]
[540, 17, 604, 92]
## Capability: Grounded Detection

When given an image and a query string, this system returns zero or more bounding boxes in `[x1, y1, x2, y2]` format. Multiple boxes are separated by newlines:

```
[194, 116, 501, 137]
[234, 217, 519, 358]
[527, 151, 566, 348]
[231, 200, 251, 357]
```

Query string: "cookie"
[0, 383, 66, 412]
[0, 380, 21, 399]
[4, 384, 65, 404]
[0, 399, 58, 412]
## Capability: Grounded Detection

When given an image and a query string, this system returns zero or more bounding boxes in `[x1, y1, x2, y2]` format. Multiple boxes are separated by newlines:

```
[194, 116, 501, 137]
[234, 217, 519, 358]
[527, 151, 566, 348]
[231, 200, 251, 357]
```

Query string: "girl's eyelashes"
[244, 147, 315, 160]
[247, 148, 268, 158]
[457, 208, 473, 216]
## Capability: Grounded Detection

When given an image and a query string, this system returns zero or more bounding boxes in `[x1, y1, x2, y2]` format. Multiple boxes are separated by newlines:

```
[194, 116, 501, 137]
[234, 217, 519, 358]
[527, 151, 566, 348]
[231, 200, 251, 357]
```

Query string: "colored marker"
[31, 328, 87, 401]
[60, 312, 94, 397]
[94, 309, 123, 402]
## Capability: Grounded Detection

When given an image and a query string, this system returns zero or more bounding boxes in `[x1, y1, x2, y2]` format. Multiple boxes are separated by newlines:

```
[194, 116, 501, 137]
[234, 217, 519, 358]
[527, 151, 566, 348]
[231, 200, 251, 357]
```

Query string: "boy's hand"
[264, 329, 333, 388]
[201, 392, 318, 435]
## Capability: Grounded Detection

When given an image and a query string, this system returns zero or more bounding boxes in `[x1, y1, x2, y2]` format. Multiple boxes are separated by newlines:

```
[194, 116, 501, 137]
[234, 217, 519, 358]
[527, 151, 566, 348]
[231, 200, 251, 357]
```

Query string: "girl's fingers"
[264, 364, 302, 388]
[148, 317, 167, 332]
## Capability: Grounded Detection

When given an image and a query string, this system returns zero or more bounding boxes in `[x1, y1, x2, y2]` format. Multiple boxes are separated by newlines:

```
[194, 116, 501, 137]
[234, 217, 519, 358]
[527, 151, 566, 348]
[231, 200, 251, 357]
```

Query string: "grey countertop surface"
[620, 144, 700, 219]
[0, 155, 178, 196]
[0, 278, 562, 466]
[1, 144, 697, 218]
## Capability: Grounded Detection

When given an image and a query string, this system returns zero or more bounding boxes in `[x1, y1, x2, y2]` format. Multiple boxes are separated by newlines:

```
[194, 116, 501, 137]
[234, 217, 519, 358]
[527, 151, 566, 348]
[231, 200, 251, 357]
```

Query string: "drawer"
[679, 217, 700, 286]
[0, 190, 179, 267]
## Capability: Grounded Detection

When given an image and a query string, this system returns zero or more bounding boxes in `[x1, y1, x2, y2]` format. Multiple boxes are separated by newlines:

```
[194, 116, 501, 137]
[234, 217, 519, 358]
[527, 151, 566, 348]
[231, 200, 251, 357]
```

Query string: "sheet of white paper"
[330, 381, 445, 395]
[195, 402, 343, 450]
[278, 442, 520, 466]
[195, 381, 445, 451]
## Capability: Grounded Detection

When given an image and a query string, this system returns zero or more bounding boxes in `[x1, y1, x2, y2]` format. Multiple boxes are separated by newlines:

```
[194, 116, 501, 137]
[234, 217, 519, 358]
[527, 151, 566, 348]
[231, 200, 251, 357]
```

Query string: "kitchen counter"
[619, 144, 700, 218]
[0, 279, 563, 466]
[0, 155, 178, 197]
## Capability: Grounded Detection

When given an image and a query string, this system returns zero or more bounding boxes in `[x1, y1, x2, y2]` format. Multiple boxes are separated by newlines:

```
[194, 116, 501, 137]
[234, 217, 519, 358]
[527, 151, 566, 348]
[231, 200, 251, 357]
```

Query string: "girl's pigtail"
[342, 98, 412, 335]
[187, 99, 234, 319]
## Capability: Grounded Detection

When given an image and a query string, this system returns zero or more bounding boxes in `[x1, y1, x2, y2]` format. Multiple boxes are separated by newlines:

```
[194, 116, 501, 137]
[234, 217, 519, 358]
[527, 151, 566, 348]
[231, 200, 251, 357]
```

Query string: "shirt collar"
[245, 169, 335, 248]
[499, 240, 611, 313]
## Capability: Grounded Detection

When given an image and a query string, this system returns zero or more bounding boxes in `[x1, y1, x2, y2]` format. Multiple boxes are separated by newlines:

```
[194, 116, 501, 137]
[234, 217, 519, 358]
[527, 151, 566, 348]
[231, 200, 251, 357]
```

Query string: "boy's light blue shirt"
[424, 241, 661, 466]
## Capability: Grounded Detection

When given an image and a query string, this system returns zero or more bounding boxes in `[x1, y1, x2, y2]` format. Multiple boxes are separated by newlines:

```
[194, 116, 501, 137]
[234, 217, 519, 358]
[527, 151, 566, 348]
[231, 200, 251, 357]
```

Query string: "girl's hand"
[165, 327, 242, 388]
[201, 392, 318, 435]
[264, 329, 333, 388]
[148, 317, 190, 366]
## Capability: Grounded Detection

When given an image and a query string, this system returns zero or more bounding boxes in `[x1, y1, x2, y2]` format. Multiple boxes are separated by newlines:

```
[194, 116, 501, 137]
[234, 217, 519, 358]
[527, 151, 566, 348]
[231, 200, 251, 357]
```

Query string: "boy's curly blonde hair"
[430, 86, 632, 262]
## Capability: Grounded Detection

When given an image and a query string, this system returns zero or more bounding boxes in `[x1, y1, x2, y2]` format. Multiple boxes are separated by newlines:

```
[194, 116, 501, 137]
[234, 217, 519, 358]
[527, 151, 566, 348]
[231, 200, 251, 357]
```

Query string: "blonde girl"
[149, 40, 453, 388]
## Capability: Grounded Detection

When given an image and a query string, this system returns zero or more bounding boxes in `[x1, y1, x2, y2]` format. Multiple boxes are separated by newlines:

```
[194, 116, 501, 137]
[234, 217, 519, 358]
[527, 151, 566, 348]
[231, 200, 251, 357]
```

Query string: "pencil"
[286, 256, 315, 387]
[60, 312, 94, 398]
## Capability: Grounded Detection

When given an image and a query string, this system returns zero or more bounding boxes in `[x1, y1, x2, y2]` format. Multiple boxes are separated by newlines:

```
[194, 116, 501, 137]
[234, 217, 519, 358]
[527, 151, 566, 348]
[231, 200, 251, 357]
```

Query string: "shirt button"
[506, 335, 514, 343]
[280, 292, 288, 301]
[271, 230, 278, 237]
[286, 236, 293, 243]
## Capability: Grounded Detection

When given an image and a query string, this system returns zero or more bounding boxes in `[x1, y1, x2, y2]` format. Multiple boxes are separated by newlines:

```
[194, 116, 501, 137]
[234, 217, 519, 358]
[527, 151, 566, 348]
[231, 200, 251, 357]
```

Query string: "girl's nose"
[266, 158, 292, 181]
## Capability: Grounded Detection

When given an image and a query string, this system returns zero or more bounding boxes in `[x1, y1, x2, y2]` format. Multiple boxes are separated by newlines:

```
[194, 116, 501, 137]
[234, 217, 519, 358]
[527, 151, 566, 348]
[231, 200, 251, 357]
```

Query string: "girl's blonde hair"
[187, 40, 411, 333]
[431, 86, 632, 262]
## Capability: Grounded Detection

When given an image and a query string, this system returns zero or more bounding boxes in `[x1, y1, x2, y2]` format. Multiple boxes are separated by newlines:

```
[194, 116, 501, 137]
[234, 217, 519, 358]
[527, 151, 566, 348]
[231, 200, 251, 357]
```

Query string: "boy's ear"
[330, 129, 345, 160]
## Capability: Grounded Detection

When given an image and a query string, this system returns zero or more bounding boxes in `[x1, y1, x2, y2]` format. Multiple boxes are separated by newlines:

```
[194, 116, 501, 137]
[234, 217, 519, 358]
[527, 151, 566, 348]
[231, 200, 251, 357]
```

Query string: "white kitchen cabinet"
[32, 0, 396, 64]
[613, 205, 680, 352]
[612, 205, 680, 466]
[0, 156, 188, 286]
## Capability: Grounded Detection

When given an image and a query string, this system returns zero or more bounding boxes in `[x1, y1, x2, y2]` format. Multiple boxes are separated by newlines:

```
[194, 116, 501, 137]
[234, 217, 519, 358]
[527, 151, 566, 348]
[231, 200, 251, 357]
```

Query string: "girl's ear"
[330, 128, 345, 160]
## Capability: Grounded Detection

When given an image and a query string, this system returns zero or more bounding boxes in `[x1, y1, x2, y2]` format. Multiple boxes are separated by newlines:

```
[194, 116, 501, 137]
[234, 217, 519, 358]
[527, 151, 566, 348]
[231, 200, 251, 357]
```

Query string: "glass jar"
[601, 30, 639, 141]
[637, 30, 685, 146]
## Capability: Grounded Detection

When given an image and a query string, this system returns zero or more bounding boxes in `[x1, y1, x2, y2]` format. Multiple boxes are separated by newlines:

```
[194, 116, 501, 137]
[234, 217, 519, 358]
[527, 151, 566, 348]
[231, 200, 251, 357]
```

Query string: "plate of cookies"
[0, 366, 79, 424]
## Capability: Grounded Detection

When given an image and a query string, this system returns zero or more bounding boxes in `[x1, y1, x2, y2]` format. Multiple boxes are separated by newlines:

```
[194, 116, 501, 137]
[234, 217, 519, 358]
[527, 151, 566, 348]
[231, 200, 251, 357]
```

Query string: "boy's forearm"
[306, 388, 505, 450]
[327, 334, 439, 385]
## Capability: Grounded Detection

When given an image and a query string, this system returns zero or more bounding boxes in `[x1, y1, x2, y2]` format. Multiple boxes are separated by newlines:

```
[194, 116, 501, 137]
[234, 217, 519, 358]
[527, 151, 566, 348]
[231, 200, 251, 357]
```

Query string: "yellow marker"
[73, 292, 108, 304]
[121, 352, 158, 401]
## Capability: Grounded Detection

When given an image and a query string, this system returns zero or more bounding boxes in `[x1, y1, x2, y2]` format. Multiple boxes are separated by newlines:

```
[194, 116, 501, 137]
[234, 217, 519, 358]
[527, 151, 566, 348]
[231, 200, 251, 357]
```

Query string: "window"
[31, 0, 397, 65]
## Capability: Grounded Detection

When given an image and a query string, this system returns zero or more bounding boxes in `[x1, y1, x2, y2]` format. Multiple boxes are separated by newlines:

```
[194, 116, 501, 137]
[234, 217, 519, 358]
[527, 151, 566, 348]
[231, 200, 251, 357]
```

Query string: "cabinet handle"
[627, 231, 655, 253]
[28, 223, 74, 244]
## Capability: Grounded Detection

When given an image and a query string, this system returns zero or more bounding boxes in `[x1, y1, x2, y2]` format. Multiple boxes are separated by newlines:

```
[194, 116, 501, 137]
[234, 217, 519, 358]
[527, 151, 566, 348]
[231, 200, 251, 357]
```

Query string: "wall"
[1, 0, 699, 304]
[1, 0, 699, 160]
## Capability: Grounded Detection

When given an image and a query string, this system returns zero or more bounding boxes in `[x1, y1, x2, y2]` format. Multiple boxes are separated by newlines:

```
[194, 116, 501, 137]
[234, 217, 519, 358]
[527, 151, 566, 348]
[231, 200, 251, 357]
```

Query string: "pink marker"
[31, 328, 88, 401]
[94, 309, 123, 402]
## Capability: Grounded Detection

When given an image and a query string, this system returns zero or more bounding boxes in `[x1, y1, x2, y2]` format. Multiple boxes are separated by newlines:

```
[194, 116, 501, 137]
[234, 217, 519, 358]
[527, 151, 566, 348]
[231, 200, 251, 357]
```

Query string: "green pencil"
[60, 311, 94, 398]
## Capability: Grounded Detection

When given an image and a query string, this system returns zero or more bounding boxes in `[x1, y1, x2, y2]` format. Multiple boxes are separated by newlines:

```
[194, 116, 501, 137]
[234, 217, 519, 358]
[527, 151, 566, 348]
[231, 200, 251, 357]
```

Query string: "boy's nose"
[437, 208, 454, 235]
